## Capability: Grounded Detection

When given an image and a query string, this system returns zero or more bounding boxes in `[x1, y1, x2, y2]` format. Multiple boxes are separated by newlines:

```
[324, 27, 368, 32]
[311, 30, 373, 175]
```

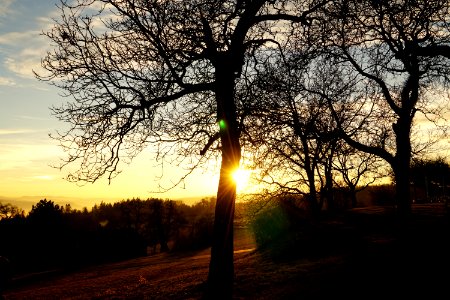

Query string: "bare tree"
[410, 156, 450, 203]
[306, 0, 450, 216]
[249, 54, 386, 210]
[0, 203, 23, 220]
[246, 54, 341, 216]
[36, 0, 325, 297]
[333, 141, 386, 208]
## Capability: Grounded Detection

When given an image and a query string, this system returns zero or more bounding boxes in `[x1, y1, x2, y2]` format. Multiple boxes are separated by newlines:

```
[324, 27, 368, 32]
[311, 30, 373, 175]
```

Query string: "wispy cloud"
[16, 115, 52, 121]
[4, 56, 41, 79]
[0, 129, 37, 135]
[0, 0, 16, 19]
[28, 175, 54, 181]
[0, 30, 39, 45]
[0, 142, 61, 171]
[0, 29, 46, 78]
[0, 76, 15, 86]
[12, 175, 55, 183]
[0, 31, 48, 78]
[0, 16, 51, 79]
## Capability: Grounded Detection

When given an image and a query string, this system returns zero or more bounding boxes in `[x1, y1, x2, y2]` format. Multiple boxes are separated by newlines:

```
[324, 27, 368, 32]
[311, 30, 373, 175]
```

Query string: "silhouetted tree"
[28, 199, 63, 226]
[27, 199, 66, 269]
[153, 200, 178, 251]
[161, 200, 186, 249]
[0, 256, 11, 299]
[188, 198, 215, 249]
[114, 199, 146, 230]
[0, 203, 23, 220]
[37, 1, 327, 297]
[410, 157, 450, 202]
[333, 142, 386, 208]
[305, 0, 450, 216]
[247, 54, 341, 216]
[92, 202, 117, 227]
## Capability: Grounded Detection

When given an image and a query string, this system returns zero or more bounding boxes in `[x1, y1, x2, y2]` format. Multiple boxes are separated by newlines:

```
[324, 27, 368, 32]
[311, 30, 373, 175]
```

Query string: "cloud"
[0, 25, 49, 79]
[0, 129, 37, 135]
[0, 0, 16, 19]
[0, 2, 117, 80]
[0, 31, 39, 46]
[16, 115, 52, 121]
[0, 29, 47, 78]
[4, 56, 42, 79]
[0, 76, 15, 86]
[0, 142, 61, 171]
[28, 175, 54, 181]
[10, 175, 55, 183]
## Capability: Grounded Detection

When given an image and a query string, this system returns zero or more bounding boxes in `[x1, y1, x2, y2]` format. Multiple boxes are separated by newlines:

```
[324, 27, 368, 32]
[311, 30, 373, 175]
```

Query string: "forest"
[0, 198, 217, 275]
[1, 154, 450, 277]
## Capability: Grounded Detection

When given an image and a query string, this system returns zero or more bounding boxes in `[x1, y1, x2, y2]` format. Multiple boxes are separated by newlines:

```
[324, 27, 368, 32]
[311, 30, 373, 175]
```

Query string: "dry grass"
[4, 204, 450, 299]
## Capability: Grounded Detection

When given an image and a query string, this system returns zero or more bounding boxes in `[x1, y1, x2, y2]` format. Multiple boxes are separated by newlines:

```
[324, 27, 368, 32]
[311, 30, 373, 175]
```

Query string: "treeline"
[0, 198, 216, 276]
[2, 156, 448, 277]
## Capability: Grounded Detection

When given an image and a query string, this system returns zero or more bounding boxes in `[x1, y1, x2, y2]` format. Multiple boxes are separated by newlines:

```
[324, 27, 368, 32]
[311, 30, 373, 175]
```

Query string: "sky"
[0, 0, 223, 211]
[2, 1, 449, 213]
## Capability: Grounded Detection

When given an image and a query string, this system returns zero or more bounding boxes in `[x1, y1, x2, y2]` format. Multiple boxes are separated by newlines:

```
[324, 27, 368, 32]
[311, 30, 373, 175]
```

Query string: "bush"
[370, 185, 396, 206]
[172, 208, 214, 251]
[251, 204, 290, 248]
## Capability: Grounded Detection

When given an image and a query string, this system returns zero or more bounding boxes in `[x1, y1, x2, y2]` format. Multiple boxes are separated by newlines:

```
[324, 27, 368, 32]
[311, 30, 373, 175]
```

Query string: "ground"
[3, 204, 450, 299]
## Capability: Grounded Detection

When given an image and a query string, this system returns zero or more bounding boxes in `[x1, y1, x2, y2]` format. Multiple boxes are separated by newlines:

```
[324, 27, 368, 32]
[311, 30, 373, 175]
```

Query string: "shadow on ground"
[3, 204, 450, 299]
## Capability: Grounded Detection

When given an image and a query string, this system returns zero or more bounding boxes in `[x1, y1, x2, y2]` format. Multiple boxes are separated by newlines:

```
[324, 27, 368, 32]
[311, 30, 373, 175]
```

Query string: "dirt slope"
[3, 204, 450, 299]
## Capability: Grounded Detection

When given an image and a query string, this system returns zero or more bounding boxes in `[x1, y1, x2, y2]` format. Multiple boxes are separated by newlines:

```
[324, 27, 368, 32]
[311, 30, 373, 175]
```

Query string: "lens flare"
[232, 168, 251, 192]
[219, 119, 226, 130]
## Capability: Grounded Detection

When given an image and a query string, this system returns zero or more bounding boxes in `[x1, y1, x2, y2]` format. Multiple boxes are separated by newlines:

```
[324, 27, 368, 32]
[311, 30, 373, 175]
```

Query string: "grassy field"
[3, 204, 450, 299]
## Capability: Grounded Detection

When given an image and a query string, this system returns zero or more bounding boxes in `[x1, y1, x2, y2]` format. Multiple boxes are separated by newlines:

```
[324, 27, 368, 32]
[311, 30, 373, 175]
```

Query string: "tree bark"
[393, 117, 412, 217]
[393, 160, 412, 217]
[206, 56, 241, 299]
[307, 175, 320, 216]
[350, 186, 357, 208]
[301, 136, 321, 217]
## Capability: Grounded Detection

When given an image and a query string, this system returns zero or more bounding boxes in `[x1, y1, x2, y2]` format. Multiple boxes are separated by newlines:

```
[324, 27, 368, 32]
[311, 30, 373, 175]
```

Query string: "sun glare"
[232, 168, 251, 192]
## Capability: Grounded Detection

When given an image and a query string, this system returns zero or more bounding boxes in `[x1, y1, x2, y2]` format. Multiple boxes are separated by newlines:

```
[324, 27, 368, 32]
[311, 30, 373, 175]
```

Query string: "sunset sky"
[2, 1, 450, 213]
[0, 0, 224, 211]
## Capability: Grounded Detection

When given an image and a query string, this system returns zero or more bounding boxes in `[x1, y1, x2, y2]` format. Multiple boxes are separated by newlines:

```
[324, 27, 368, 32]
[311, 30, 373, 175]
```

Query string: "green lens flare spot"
[219, 119, 226, 130]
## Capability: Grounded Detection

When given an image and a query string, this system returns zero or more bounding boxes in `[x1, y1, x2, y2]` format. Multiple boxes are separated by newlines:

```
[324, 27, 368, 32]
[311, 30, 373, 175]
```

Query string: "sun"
[232, 168, 251, 192]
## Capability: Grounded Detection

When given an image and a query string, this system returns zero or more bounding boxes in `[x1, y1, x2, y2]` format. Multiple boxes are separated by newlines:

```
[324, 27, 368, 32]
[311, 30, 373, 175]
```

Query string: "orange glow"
[232, 168, 251, 193]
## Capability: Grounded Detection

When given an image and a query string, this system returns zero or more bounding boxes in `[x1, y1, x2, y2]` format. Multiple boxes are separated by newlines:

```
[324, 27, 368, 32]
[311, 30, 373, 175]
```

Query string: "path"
[3, 227, 256, 299]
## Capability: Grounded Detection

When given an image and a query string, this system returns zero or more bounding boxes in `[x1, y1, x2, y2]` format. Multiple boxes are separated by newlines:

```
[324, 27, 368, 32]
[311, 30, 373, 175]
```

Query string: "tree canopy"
[37, 0, 326, 297]
[298, 0, 450, 214]
[37, 0, 450, 297]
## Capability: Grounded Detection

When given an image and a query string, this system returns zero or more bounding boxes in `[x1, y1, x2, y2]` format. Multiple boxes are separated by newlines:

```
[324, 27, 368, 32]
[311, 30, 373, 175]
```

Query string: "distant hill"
[0, 194, 212, 213]
[0, 196, 119, 213]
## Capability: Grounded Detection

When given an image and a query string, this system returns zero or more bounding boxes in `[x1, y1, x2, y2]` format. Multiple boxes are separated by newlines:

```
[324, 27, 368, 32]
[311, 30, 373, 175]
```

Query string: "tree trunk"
[394, 160, 411, 216]
[306, 168, 320, 217]
[350, 186, 357, 208]
[324, 166, 335, 211]
[206, 56, 241, 299]
[302, 137, 320, 217]
[393, 118, 412, 217]
[207, 163, 238, 299]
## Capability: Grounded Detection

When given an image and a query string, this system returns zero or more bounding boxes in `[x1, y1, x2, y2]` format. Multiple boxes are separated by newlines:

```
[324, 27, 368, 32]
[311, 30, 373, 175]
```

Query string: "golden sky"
[2, 0, 449, 212]
[0, 0, 221, 210]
